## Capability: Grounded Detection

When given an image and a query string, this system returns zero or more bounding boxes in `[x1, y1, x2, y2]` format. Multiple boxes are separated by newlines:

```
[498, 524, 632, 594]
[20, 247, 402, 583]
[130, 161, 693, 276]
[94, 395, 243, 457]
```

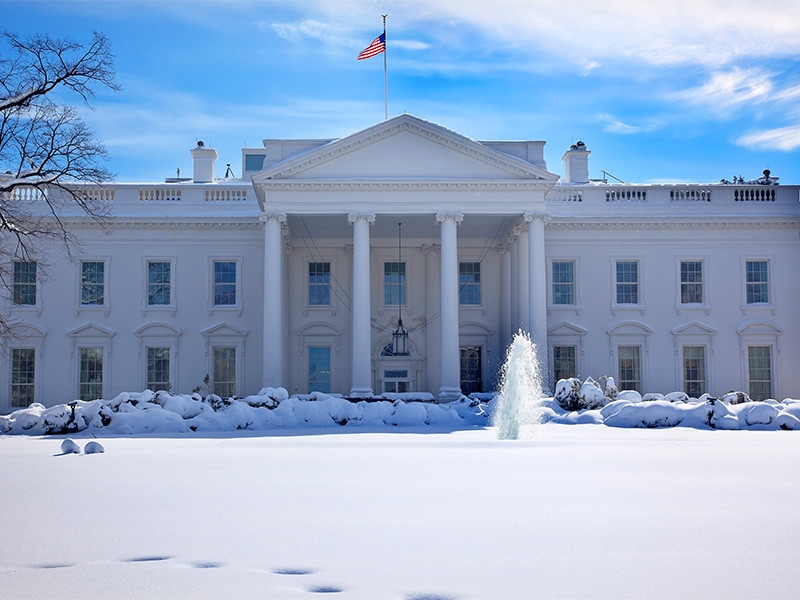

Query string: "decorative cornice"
[546, 219, 800, 231]
[260, 180, 552, 192]
[68, 220, 262, 231]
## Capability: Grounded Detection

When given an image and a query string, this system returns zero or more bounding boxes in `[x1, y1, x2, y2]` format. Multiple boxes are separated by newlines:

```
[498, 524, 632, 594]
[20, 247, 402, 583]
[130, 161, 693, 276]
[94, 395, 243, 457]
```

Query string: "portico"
[252, 114, 558, 399]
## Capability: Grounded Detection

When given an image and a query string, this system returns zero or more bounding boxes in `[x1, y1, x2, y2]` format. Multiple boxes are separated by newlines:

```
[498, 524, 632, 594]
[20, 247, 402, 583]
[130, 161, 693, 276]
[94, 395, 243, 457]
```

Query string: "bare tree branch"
[0, 31, 119, 334]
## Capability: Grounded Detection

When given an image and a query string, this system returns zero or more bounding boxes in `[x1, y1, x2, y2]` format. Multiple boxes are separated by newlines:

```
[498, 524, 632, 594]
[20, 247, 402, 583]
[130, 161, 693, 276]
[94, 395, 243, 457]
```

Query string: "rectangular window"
[384, 261, 406, 305]
[618, 346, 641, 392]
[680, 261, 703, 304]
[746, 260, 769, 304]
[79, 347, 103, 401]
[81, 260, 105, 306]
[683, 346, 706, 397]
[10, 348, 35, 407]
[748, 346, 772, 400]
[244, 154, 265, 172]
[308, 346, 331, 394]
[616, 261, 639, 304]
[552, 261, 575, 305]
[146, 347, 170, 392]
[553, 346, 577, 382]
[459, 262, 481, 305]
[460, 346, 482, 395]
[13, 261, 37, 306]
[213, 260, 237, 306]
[147, 261, 171, 305]
[308, 262, 331, 306]
[383, 369, 409, 394]
[213, 346, 236, 399]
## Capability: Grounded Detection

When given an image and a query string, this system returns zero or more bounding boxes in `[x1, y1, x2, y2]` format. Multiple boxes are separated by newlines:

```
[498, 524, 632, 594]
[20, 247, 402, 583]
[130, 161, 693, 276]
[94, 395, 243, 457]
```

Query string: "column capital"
[435, 211, 464, 224]
[347, 212, 376, 225]
[523, 211, 551, 223]
[259, 211, 287, 224]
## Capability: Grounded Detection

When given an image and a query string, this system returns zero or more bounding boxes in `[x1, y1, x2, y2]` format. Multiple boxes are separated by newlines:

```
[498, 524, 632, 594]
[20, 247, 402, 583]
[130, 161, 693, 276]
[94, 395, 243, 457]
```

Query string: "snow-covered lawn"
[1, 425, 799, 599]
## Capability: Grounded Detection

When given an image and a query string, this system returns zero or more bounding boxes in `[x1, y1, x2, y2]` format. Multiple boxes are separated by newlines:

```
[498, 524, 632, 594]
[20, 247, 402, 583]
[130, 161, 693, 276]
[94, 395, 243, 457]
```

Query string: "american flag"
[357, 33, 385, 60]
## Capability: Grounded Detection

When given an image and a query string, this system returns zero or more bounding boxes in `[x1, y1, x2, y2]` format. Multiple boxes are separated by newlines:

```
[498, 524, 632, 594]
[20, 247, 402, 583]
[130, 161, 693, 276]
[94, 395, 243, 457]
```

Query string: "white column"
[348, 212, 375, 397]
[500, 244, 512, 350]
[525, 211, 550, 390]
[436, 211, 463, 401]
[261, 212, 286, 388]
[516, 223, 530, 333]
[423, 243, 441, 393]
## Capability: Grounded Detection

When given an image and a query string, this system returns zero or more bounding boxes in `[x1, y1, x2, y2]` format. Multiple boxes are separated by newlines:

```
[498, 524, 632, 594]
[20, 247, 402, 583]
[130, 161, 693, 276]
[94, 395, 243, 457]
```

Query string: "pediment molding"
[254, 115, 558, 183]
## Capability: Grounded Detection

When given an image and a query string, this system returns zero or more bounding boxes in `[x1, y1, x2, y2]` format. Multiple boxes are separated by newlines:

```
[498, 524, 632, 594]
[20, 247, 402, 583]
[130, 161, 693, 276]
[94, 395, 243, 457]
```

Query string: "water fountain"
[493, 330, 545, 439]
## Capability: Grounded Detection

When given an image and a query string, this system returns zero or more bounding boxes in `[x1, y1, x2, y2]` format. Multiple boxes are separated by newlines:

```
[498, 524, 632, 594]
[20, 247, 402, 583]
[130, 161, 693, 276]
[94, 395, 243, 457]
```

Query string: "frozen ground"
[1, 425, 799, 599]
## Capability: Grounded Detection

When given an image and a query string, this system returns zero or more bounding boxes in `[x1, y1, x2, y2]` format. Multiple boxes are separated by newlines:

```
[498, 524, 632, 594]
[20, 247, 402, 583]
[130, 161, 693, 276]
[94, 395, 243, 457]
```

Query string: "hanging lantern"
[392, 222, 410, 356]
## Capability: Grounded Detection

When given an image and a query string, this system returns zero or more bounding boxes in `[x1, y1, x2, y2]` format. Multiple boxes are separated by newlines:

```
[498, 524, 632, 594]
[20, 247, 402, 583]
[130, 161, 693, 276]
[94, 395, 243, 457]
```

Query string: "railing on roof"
[547, 183, 792, 206]
[733, 187, 775, 201]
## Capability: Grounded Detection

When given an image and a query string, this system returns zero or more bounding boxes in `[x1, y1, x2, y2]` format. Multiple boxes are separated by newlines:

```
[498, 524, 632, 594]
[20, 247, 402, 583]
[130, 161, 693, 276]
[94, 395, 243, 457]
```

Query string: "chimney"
[562, 141, 590, 184]
[190, 141, 218, 183]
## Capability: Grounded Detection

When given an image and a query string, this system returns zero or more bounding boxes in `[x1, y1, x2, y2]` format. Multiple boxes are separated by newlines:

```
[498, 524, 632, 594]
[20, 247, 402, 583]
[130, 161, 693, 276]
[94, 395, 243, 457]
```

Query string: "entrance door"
[460, 346, 482, 395]
[383, 369, 410, 393]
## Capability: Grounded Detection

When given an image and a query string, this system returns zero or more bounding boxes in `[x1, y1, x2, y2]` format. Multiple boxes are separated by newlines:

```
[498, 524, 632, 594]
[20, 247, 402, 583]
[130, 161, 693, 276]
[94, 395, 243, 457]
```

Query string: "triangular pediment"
[68, 323, 115, 337]
[253, 114, 558, 183]
[201, 322, 248, 338]
[672, 321, 718, 336]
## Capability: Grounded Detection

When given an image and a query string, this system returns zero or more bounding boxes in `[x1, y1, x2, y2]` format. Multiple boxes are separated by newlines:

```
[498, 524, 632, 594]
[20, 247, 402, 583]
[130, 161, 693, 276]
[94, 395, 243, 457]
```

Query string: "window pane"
[459, 262, 481, 305]
[616, 261, 639, 304]
[13, 261, 37, 305]
[552, 261, 575, 305]
[683, 346, 706, 397]
[748, 346, 772, 400]
[308, 262, 331, 306]
[213, 346, 236, 398]
[146, 347, 170, 391]
[213, 261, 237, 305]
[618, 346, 641, 392]
[308, 346, 331, 393]
[11, 348, 35, 407]
[384, 262, 406, 305]
[147, 261, 171, 305]
[79, 347, 103, 401]
[553, 345, 576, 382]
[81, 261, 105, 305]
[680, 261, 703, 304]
[746, 260, 769, 304]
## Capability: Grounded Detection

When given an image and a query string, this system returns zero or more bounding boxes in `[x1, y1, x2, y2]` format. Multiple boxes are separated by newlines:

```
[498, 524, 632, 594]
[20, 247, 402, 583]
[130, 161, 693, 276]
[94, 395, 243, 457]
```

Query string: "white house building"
[2, 114, 799, 411]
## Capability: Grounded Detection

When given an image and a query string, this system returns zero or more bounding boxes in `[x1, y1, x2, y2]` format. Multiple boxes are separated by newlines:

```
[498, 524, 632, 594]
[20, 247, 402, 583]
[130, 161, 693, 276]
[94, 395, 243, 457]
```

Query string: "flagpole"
[382, 14, 388, 120]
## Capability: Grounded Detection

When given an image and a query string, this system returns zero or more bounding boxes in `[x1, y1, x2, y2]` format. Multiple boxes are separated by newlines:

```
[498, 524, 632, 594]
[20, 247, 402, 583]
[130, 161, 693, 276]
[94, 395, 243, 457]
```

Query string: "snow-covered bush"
[554, 378, 583, 411]
[554, 377, 610, 411]
[722, 391, 750, 405]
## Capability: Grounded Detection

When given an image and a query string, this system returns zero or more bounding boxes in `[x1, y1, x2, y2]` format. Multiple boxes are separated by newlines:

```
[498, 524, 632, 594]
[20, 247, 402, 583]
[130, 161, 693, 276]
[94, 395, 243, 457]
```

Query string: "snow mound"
[1, 381, 799, 436]
[60, 438, 80, 454]
[84, 440, 105, 454]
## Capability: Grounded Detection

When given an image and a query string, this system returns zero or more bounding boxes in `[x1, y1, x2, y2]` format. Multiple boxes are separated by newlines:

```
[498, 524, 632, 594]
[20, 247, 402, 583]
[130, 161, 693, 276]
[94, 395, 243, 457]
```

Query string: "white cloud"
[736, 125, 800, 151]
[597, 113, 660, 135]
[387, 0, 800, 68]
[671, 68, 773, 113]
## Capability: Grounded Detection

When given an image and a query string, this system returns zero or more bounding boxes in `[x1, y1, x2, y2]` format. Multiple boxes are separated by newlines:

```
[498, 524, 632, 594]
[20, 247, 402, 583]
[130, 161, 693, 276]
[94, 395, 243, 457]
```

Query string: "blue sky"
[4, 0, 800, 184]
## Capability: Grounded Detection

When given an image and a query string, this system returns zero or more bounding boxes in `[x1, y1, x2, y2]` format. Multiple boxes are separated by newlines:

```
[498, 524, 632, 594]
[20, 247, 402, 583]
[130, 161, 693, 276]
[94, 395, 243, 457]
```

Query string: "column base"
[438, 386, 463, 403]
[349, 387, 375, 399]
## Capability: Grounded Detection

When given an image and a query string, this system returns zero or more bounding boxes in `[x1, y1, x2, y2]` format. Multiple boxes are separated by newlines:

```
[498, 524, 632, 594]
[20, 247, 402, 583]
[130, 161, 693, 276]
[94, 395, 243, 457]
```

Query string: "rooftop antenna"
[391, 222, 409, 356]
[224, 163, 235, 178]
[601, 170, 625, 184]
